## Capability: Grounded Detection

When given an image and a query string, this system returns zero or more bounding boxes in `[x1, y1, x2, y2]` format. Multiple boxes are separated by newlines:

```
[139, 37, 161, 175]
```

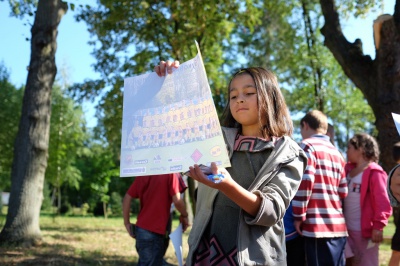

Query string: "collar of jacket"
[221, 127, 306, 192]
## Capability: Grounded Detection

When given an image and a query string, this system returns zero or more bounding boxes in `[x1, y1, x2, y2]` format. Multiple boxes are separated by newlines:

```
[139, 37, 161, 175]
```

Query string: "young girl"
[344, 133, 391, 266]
[155, 62, 307, 265]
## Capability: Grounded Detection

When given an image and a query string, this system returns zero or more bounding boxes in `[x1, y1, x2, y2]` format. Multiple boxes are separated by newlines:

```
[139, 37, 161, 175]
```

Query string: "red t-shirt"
[127, 173, 183, 235]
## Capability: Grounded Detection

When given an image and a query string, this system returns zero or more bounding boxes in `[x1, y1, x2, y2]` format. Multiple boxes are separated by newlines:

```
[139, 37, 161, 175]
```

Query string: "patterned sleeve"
[292, 141, 315, 221]
[337, 165, 348, 199]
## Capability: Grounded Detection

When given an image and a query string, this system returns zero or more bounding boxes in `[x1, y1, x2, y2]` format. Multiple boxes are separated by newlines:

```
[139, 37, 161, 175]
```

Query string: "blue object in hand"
[207, 174, 224, 183]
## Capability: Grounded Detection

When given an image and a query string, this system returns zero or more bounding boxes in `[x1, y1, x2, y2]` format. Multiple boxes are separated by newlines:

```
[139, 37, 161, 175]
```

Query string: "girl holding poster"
[155, 61, 306, 266]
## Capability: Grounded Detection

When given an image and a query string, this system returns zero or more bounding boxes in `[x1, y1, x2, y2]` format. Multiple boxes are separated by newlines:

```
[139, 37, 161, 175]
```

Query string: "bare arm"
[122, 193, 134, 237]
[219, 178, 261, 216]
[172, 193, 189, 231]
[188, 163, 261, 216]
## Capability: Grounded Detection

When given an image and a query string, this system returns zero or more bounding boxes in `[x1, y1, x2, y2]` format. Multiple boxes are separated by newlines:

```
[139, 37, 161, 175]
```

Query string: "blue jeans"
[304, 236, 346, 266]
[135, 226, 165, 266]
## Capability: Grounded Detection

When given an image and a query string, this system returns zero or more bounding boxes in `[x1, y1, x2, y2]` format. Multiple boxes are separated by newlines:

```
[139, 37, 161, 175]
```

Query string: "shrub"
[93, 201, 104, 216]
[0, 191, 2, 214]
[41, 184, 53, 211]
[81, 203, 90, 216]
[59, 202, 71, 215]
[109, 192, 122, 216]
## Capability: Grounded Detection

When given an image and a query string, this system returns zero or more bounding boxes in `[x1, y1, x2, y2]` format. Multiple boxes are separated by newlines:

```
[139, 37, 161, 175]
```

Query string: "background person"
[344, 133, 391, 266]
[284, 201, 305, 266]
[292, 110, 348, 266]
[122, 173, 189, 266]
[284, 121, 337, 265]
[389, 142, 400, 266]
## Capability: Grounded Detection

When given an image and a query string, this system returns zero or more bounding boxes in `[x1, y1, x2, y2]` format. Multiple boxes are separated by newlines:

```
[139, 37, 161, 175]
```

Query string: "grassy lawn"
[0, 208, 396, 266]
[0, 212, 190, 266]
[379, 215, 396, 266]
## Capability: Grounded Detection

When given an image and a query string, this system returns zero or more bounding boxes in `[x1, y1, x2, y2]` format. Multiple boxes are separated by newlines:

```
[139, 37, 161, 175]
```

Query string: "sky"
[0, 0, 99, 127]
[0, 0, 396, 128]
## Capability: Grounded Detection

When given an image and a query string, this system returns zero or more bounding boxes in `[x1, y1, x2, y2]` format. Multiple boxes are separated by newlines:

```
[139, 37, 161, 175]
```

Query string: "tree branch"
[320, 0, 375, 94]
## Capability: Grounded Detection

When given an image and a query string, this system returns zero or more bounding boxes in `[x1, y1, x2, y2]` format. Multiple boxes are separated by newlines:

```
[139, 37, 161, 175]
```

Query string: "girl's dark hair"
[221, 67, 293, 138]
[348, 133, 380, 163]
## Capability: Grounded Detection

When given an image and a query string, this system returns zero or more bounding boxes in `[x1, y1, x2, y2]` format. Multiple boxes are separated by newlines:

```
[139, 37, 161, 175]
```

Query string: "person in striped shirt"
[292, 110, 348, 266]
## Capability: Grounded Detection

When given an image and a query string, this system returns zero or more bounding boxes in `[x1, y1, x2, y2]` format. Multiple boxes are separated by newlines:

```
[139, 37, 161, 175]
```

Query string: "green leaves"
[71, 0, 379, 155]
[72, 0, 266, 160]
[0, 64, 23, 191]
[236, 0, 375, 151]
[45, 84, 88, 192]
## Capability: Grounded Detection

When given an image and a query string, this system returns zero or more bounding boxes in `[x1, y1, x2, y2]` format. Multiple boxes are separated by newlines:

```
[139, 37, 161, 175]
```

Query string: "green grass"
[384, 215, 396, 237]
[0, 212, 189, 266]
[379, 215, 396, 265]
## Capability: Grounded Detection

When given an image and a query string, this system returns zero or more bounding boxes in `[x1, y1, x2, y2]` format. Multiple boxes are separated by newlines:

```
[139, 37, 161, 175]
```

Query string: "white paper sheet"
[120, 43, 230, 176]
[169, 223, 183, 266]
[366, 239, 376, 249]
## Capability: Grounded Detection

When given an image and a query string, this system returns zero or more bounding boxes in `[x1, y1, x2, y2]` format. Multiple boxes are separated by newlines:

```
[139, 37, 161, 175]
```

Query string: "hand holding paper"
[120, 43, 230, 177]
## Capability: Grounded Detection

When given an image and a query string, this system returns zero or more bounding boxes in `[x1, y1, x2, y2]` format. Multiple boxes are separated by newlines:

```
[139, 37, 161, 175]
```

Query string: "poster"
[120, 44, 230, 177]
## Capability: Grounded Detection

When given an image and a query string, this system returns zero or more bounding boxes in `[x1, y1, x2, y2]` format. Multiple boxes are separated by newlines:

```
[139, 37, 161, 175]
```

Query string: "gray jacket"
[186, 127, 307, 266]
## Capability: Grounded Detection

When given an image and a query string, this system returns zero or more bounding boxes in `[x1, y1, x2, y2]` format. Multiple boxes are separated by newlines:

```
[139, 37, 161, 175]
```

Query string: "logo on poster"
[122, 167, 146, 174]
[170, 165, 182, 171]
[210, 146, 222, 156]
[134, 159, 148, 164]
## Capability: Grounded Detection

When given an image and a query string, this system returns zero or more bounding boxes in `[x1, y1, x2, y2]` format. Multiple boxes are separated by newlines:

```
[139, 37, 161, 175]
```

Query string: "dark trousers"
[164, 213, 172, 254]
[286, 236, 305, 266]
[304, 236, 346, 266]
[392, 206, 400, 251]
[136, 226, 165, 266]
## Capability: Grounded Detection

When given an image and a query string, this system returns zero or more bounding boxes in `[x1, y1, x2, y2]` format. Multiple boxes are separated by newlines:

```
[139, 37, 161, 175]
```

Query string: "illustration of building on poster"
[120, 44, 231, 177]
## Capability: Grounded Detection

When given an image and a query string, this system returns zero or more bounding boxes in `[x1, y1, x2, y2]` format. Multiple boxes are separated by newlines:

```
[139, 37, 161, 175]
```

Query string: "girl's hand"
[190, 163, 262, 216]
[188, 162, 231, 189]
[371, 229, 383, 243]
[154, 60, 180, 76]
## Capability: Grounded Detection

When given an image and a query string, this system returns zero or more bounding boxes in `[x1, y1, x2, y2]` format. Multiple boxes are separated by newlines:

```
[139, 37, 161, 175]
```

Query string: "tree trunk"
[103, 202, 108, 219]
[0, 0, 67, 246]
[57, 185, 61, 214]
[320, 0, 400, 172]
[374, 10, 400, 172]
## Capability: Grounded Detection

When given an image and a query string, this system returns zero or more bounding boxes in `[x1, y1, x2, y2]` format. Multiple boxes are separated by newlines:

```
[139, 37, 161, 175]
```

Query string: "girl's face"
[229, 74, 259, 135]
[346, 143, 362, 163]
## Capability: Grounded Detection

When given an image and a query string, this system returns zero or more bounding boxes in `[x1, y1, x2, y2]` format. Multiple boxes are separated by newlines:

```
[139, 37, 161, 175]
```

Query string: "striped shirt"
[292, 134, 348, 237]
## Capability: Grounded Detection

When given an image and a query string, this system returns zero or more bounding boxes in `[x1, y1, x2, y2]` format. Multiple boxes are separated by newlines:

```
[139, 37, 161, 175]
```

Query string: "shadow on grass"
[0, 242, 137, 266]
[39, 226, 121, 234]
